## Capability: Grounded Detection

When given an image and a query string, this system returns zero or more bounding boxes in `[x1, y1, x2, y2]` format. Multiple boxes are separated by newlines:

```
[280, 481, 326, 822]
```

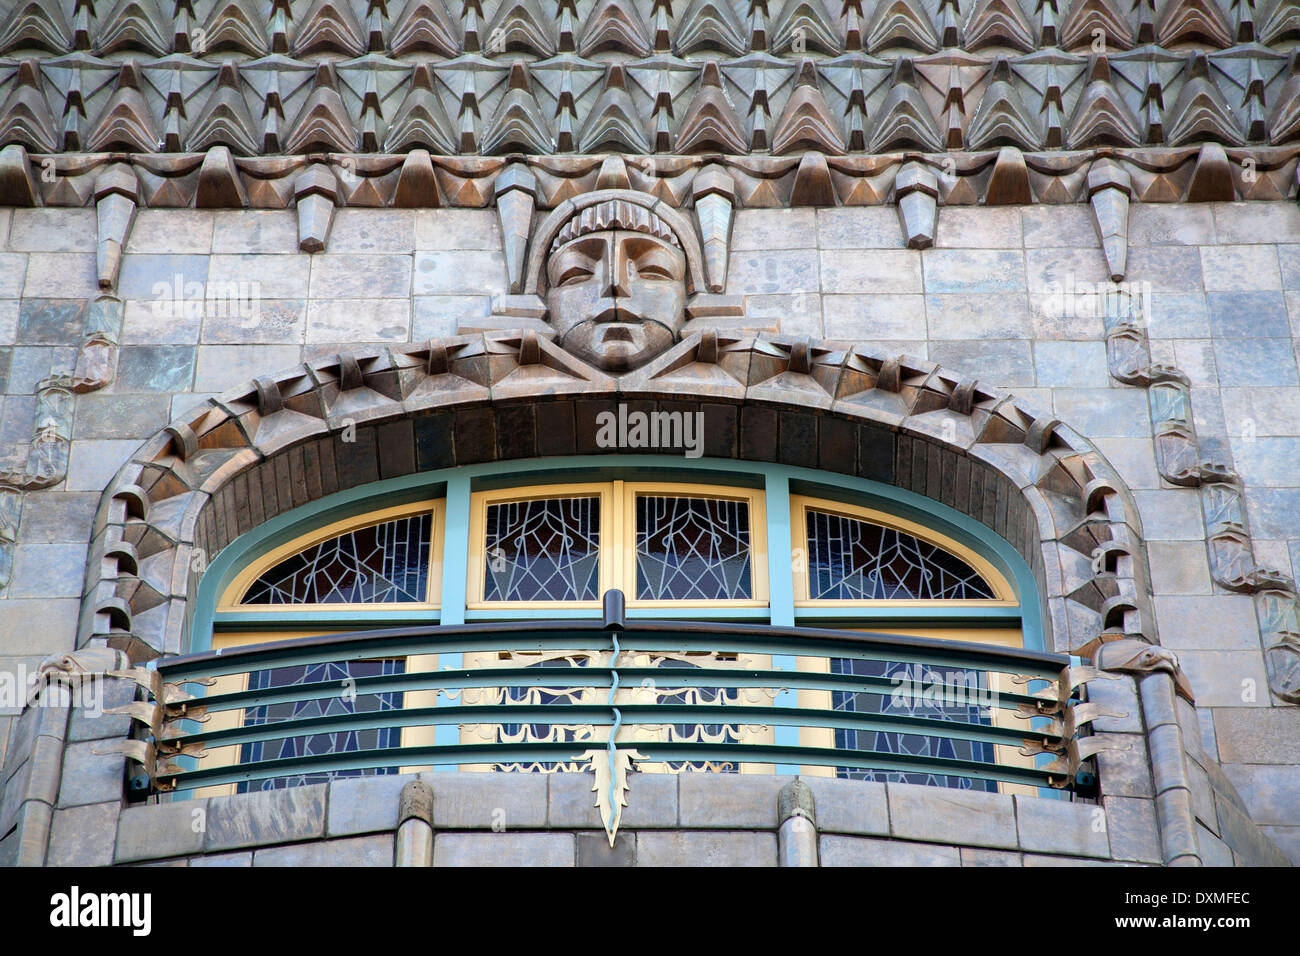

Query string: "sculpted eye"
[555, 265, 594, 286]
[635, 263, 674, 280]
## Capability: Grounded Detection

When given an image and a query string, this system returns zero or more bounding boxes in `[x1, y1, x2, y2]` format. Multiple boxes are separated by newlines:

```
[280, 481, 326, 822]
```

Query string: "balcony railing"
[144, 593, 1087, 807]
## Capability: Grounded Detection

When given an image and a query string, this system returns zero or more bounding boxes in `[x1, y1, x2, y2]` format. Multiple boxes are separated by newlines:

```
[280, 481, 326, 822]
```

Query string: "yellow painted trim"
[194, 629, 437, 798]
[790, 494, 1016, 604]
[466, 482, 612, 610]
[467, 480, 769, 609]
[219, 500, 445, 612]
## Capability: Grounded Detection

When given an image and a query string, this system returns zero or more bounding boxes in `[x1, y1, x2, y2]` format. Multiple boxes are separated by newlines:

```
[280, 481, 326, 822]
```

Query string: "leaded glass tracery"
[242, 514, 432, 604]
[237, 659, 405, 792]
[635, 496, 752, 600]
[484, 496, 601, 601]
[806, 510, 997, 601]
[830, 658, 997, 792]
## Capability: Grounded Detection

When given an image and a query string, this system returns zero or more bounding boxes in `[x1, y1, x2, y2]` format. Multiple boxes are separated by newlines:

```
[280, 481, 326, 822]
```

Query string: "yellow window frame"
[790, 494, 1017, 607]
[466, 480, 769, 610]
[218, 499, 446, 612]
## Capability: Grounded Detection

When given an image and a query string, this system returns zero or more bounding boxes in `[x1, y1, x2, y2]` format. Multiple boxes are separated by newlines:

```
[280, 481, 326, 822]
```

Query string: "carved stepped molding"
[77, 332, 1155, 667]
[1, 17, 1299, 159]
[1100, 290, 1300, 704]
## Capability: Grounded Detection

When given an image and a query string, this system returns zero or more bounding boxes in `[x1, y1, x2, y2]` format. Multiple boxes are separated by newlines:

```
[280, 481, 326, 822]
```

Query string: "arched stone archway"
[78, 329, 1155, 664]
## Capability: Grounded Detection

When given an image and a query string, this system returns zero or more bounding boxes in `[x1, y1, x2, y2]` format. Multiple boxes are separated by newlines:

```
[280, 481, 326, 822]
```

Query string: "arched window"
[189, 459, 1043, 799]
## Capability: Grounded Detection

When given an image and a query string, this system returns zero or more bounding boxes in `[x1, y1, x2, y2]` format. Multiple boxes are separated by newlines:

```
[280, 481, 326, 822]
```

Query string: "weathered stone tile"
[1053, 388, 1151, 438]
[1146, 541, 1212, 594]
[678, 773, 791, 828]
[325, 209, 416, 252]
[928, 339, 1035, 388]
[201, 299, 306, 344]
[47, 802, 118, 866]
[1020, 206, 1099, 248]
[1092, 437, 1162, 490]
[1154, 596, 1260, 649]
[1215, 337, 1298, 386]
[822, 294, 926, 341]
[114, 344, 196, 391]
[309, 253, 412, 298]
[1130, 489, 1207, 540]
[1024, 248, 1112, 300]
[120, 299, 203, 345]
[744, 292, 822, 337]
[0, 299, 17, 346]
[821, 835, 959, 866]
[1200, 245, 1282, 292]
[934, 207, 1022, 248]
[927, 292, 1033, 339]
[1213, 202, 1300, 244]
[1228, 435, 1300, 486]
[413, 250, 507, 295]
[429, 772, 547, 828]
[208, 252, 310, 299]
[1032, 340, 1108, 386]
[211, 210, 298, 254]
[412, 295, 492, 339]
[1197, 823, 1234, 866]
[17, 299, 85, 345]
[730, 208, 817, 250]
[1102, 795, 1163, 863]
[1220, 386, 1300, 439]
[55, 740, 124, 807]
[16, 492, 97, 544]
[326, 773, 410, 836]
[888, 784, 1017, 849]
[9, 209, 96, 252]
[1213, 708, 1300, 764]
[1177, 650, 1270, 708]
[1129, 203, 1216, 246]
[0, 600, 79, 655]
[1221, 764, 1300, 825]
[1259, 826, 1300, 866]
[1146, 292, 1210, 339]
[577, 832, 635, 866]
[65, 439, 142, 492]
[1126, 246, 1204, 296]
[1206, 291, 1290, 338]
[4, 346, 73, 393]
[73, 393, 171, 439]
[549, 772, 677, 829]
[117, 254, 210, 300]
[8, 543, 89, 598]
[191, 851, 252, 867]
[434, 832, 575, 866]
[125, 210, 215, 254]
[922, 249, 1026, 294]
[254, 834, 394, 867]
[1028, 288, 1111, 340]
[725, 248, 820, 294]
[205, 785, 327, 852]
[116, 800, 208, 862]
[414, 209, 503, 250]
[305, 299, 410, 343]
[814, 207, 902, 249]
[799, 776, 888, 836]
[1013, 796, 1107, 858]
[961, 847, 1024, 865]
[819, 249, 921, 294]
[636, 831, 776, 866]
[193, 344, 301, 393]
[22, 252, 97, 298]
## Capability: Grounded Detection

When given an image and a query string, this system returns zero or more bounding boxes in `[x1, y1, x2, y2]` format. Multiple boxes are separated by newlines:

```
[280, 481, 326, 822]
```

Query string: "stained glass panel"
[806, 510, 997, 600]
[830, 658, 997, 792]
[242, 514, 432, 604]
[484, 497, 601, 602]
[636, 496, 752, 600]
[237, 659, 405, 792]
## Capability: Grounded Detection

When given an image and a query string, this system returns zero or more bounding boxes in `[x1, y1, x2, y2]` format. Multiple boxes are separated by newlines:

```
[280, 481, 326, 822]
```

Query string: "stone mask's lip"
[600, 324, 636, 342]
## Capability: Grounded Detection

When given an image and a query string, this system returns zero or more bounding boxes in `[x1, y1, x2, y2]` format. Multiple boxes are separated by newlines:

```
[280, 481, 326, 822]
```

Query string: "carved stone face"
[545, 229, 687, 372]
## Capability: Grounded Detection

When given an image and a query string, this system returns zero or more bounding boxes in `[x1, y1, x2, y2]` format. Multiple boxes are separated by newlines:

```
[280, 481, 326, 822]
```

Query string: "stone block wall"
[1, 201, 1299, 863]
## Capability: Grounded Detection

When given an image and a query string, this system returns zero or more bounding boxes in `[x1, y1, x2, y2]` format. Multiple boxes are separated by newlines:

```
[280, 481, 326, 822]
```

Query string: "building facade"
[0, 0, 1297, 867]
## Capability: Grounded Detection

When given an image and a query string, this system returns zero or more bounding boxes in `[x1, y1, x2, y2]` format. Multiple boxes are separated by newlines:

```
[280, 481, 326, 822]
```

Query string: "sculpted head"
[543, 199, 688, 372]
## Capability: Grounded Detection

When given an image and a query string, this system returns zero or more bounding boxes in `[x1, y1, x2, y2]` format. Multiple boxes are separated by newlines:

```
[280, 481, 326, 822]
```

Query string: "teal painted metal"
[763, 468, 799, 774]
[153, 620, 1077, 797]
[195, 454, 1038, 649]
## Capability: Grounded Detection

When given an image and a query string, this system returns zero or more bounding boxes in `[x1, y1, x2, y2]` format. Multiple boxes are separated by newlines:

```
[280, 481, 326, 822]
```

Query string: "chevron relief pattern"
[0, 0, 1291, 161]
